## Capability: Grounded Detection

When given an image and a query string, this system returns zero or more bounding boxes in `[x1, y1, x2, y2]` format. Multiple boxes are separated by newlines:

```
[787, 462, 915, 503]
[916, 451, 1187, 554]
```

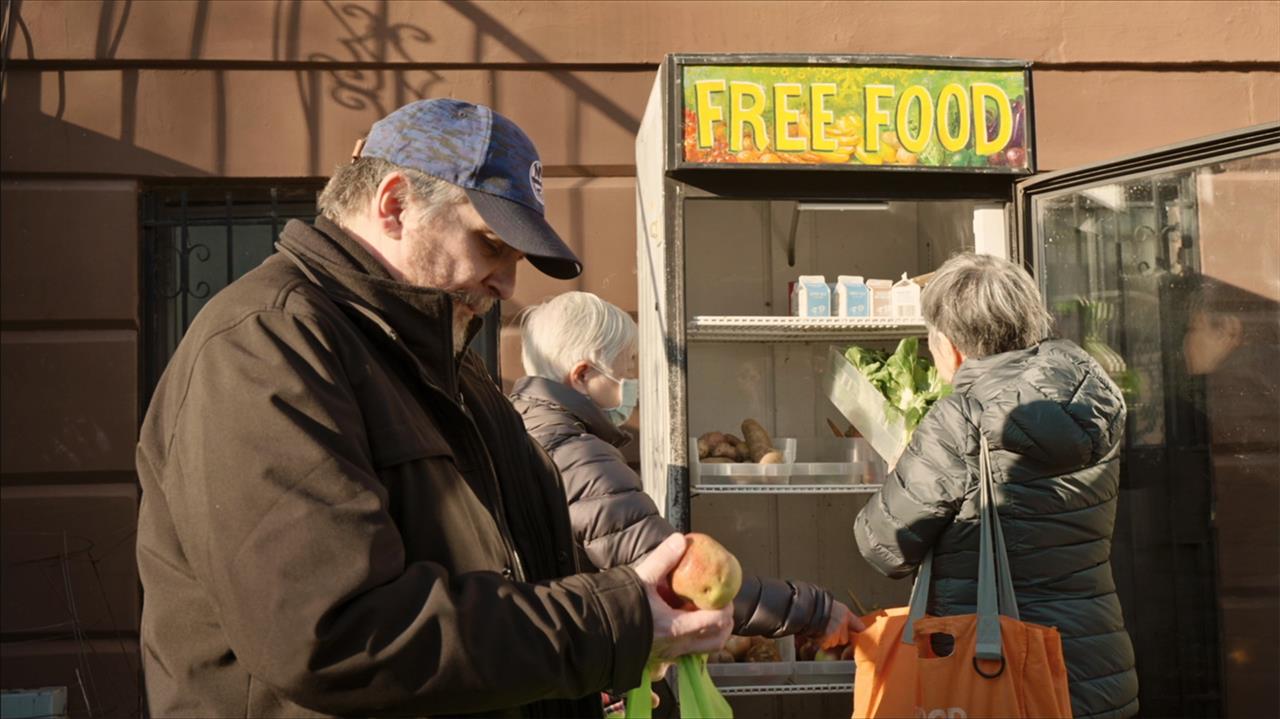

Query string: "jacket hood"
[952, 339, 1126, 472]
[510, 376, 631, 449]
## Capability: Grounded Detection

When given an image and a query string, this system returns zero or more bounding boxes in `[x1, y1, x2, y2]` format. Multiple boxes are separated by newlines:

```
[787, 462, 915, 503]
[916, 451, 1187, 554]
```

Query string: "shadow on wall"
[1, 0, 641, 178]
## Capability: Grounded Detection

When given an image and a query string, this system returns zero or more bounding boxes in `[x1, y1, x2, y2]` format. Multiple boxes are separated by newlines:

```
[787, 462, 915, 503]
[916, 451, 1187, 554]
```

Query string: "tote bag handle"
[903, 437, 1019, 657]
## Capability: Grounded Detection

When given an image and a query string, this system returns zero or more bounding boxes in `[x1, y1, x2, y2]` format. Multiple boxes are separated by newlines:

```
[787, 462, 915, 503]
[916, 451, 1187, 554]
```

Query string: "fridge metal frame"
[638, 53, 1035, 531]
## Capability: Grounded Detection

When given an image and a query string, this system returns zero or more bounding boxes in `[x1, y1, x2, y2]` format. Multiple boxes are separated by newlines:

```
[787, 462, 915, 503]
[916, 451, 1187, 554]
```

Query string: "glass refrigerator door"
[1017, 124, 1280, 718]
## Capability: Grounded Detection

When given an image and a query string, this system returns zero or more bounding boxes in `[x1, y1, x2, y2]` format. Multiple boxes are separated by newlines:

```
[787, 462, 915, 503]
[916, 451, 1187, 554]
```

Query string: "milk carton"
[791, 275, 831, 317]
[891, 273, 922, 320]
[835, 275, 871, 318]
[866, 279, 894, 318]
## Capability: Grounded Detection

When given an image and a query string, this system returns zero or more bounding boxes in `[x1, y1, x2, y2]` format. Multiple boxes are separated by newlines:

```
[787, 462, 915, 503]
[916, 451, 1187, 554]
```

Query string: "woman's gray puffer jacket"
[855, 339, 1138, 719]
[512, 376, 832, 637]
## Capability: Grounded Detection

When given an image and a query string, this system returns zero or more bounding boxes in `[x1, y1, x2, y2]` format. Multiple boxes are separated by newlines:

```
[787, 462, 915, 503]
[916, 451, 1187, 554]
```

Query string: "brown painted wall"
[2, 2, 1278, 716]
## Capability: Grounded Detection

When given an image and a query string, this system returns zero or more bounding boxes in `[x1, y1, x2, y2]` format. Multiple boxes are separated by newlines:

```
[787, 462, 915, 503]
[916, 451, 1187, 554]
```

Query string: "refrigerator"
[635, 53, 1280, 718]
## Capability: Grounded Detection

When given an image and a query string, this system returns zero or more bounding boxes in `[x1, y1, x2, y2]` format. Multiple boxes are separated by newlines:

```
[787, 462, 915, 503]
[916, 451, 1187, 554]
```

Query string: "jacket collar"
[950, 342, 1041, 394]
[509, 376, 631, 448]
[276, 217, 481, 388]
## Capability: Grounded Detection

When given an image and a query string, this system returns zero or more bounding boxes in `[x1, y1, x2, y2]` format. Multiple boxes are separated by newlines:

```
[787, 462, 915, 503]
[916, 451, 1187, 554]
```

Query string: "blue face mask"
[591, 365, 639, 426]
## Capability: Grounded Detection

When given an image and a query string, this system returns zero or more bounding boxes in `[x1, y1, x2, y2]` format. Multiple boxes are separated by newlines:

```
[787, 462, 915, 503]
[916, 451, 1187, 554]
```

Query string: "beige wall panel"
[0, 483, 139, 635]
[1, 181, 139, 324]
[508, 177, 638, 317]
[1, 69, 649, 176]
[0, 639, 140, 718]
[1034, 71, 1280, 169]
[6, 68, 1276, 177]
[14, 1, 1280, 64]
[0, 331, 137, 475]
[1253, 72, 1280, 123]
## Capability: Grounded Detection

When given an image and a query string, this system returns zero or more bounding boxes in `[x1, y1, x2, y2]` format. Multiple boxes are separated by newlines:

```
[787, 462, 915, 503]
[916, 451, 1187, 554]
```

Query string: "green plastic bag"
[621, 669, 651, 719]
[625, 655, 732, 719]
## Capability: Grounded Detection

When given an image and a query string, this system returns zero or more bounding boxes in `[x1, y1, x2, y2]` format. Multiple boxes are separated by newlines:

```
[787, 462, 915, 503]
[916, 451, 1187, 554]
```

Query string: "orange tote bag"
[851, 439, 1072, 719]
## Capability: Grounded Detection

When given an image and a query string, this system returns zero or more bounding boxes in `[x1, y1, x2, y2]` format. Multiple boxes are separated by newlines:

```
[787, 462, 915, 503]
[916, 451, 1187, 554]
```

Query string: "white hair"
[520, 292, 637, 381]
[921, 252, 1054, 358]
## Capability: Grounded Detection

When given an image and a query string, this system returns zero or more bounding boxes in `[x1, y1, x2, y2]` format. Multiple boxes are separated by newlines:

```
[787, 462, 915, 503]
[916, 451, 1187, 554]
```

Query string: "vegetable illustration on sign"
[682, 64, 1030, 170]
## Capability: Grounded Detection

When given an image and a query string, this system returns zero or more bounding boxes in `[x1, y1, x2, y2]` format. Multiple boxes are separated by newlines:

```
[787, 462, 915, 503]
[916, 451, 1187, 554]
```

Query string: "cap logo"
[529, 161, 545, 208]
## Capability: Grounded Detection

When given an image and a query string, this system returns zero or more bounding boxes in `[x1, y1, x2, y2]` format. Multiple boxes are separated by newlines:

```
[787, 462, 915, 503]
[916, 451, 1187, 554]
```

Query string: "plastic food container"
[690, 436, 883, 488]
[835, 275, 871, 318]
[866, 279, 894, 318]
[891, 272, 922, 320]
[690, 437, 796, 486]
[791, 275, 832, 317]
[707, 636, 856, 689]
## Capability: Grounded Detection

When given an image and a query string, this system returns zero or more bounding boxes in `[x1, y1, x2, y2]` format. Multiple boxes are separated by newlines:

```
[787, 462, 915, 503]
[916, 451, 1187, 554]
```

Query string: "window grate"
[141, 183, 502, 407]
[141, 184, 322, 400]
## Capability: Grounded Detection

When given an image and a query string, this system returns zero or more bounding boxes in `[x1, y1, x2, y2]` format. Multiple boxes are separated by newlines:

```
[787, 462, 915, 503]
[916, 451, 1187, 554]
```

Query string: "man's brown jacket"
[136, 217, 651, 717]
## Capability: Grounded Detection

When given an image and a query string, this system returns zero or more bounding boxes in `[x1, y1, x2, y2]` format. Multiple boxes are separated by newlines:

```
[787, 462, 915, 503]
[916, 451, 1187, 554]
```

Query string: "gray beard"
[450, 291, 495, 356]
[452, 314, 470, 356]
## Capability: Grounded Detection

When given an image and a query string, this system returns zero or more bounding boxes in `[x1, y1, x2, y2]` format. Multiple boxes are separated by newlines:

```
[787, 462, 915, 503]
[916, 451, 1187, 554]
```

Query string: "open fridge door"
[1013, 122, 1280, 718]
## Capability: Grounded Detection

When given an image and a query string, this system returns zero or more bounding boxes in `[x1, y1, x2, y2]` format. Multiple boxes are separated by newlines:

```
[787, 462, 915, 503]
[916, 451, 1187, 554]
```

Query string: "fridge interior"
[679, 197, 1004, 707]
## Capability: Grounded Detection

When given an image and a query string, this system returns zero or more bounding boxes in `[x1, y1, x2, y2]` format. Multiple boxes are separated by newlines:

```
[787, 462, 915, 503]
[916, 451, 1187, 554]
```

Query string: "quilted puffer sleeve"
[732, 575, 833, 637]
[556, 434, 677, 570]
[855, 396, 974, 578]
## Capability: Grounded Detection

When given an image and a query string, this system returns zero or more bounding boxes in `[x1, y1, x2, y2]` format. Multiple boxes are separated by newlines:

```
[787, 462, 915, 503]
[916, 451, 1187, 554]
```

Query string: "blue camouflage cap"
[358, 98, 581, 279]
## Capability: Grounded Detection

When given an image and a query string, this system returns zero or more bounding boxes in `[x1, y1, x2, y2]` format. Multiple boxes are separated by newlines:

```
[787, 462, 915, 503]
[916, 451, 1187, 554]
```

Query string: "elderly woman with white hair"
[855, 253, 1139, 719]
[511, 291, 855, 643]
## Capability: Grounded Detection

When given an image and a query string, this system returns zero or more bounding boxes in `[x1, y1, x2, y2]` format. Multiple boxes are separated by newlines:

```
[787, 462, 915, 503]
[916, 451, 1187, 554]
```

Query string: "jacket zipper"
[455, 389, 528, 582]
[381, 325, 528, 583]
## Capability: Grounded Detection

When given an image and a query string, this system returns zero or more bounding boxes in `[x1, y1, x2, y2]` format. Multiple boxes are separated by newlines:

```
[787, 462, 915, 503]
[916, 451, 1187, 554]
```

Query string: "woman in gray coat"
[855, 253, 1139, 719]
[511, 291, 854, 640]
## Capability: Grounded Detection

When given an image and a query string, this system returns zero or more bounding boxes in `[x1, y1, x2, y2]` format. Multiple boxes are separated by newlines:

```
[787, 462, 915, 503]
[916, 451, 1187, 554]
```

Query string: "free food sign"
[680, 63, 1031, 171]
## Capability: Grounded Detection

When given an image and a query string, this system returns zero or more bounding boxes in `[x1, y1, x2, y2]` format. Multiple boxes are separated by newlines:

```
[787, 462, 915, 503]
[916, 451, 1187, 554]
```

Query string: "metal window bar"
[142, 184, 504, 406]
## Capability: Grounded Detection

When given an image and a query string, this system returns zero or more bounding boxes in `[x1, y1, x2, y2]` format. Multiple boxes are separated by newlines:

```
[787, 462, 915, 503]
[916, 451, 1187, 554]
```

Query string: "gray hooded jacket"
[512, 376, 833, 637]
[855, 340, 1138, 719]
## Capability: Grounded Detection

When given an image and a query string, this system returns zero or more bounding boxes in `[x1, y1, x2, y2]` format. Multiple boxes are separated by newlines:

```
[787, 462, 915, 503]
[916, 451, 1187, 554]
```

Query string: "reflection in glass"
[1033, 150, 1279, 717]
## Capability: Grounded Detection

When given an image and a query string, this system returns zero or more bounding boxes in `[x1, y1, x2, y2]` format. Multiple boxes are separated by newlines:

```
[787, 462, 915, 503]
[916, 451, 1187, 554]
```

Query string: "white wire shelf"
[718, 682, 855, 696]
[687, 315, 927, 342]
[708, 661, 855, 695]
[692, 483, 883, 495]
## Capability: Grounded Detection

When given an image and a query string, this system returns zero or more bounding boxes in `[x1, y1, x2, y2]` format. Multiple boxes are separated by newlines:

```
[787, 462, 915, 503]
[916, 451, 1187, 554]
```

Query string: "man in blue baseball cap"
[135, 99, 732, 718]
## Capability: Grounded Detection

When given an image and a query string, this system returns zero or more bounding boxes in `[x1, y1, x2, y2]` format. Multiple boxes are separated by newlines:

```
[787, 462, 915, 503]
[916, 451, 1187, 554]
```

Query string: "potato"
[740, 419, 777, 463]
[724, 635, 753, 660]
[759, 450, 785, 465]
[710, 441, 739, 460]
[744, 636, 782, 663]
[724, 434, 750, 462]
[707, 650, 736, 664]
[702, 457, 733, 464]
[697, 431, 727, 459]
[825, 418, 845, 438]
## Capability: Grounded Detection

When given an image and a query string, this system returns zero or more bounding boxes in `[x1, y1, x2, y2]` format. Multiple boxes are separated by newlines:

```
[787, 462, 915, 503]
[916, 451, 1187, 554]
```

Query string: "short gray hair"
[317, 156, 465, 224]
[520, 292, 637, 381]
[922, 253, 1053, 358]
